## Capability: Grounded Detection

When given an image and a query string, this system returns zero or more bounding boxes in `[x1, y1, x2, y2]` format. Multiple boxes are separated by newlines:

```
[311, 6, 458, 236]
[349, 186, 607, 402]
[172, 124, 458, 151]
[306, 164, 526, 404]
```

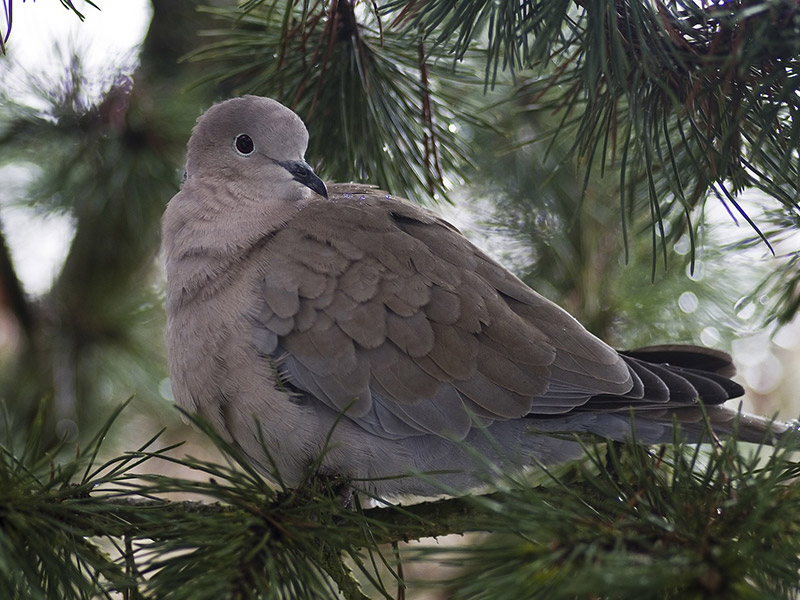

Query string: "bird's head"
[185, 95, 328, 201]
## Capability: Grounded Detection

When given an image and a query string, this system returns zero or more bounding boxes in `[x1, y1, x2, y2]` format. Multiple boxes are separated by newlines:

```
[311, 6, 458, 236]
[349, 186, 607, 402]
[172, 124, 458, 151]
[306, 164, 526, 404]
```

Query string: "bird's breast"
[165, 248, 269, 413]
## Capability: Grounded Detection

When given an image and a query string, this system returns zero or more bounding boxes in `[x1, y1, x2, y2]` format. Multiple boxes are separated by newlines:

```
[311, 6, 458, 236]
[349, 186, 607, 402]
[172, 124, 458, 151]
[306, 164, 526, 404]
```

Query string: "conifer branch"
[187, 0, 488, 201]
[2, 405, 800, 598]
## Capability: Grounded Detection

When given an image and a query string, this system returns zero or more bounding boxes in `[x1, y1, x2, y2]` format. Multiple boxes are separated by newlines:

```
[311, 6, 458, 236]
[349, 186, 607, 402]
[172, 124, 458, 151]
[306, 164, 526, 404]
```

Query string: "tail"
[532, 404, 796, 448]
[564, 344, 796, 444]
[669, 403, 797, 443]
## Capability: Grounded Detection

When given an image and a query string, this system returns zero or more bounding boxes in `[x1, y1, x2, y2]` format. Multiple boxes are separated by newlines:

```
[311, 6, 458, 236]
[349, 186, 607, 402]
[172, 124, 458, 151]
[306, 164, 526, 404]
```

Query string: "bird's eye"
[234, 134, 255, 156]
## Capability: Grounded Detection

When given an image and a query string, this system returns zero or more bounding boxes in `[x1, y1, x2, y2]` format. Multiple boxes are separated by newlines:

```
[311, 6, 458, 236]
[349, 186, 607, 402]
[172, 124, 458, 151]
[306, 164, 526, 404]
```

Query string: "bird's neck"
[163, 179, 297, 306]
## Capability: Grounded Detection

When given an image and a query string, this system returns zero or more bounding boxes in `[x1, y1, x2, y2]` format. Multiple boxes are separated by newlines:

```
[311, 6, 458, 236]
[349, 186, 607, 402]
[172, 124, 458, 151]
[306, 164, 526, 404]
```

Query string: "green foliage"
[0, 2, 215, 444]
[187, 0, 488, 201]
[405, 429, 800, 599]
[0, 401, 145, 599]
[387, 0, 800, 223]
[2, 404, 800, 599]
[465, 103, 759, 348]
[733, 206, 800, 326]
[0, 59, 186, 443]
[385, 0, 800, 324]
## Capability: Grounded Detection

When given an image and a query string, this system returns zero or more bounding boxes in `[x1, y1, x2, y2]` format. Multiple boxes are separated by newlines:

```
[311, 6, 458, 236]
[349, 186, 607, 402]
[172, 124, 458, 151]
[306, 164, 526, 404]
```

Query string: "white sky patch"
[0, 163, 75, 295]
[0, 1, 151, 295]
[3, 201, 75, 296]
[3, 0, 151, 78]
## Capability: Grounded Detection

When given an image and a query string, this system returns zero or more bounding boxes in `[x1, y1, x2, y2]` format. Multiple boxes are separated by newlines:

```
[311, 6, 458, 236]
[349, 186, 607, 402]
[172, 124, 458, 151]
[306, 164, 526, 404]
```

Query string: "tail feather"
[653, 405, 795, 444]
[534, 345, 794, 447]
[620, 344, 738, 377]
[667, 365, 744, 399]
[617, 345, 744, 405]
[620, 357, 668, 402]
[633, 360, 708, 404]
[575, 345, 745, 412]
[533, 405, 797, 446]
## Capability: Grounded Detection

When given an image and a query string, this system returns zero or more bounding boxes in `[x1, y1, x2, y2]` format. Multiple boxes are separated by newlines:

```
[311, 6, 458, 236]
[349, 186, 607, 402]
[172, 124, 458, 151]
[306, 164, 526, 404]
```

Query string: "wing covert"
[251, 184, 635, 440]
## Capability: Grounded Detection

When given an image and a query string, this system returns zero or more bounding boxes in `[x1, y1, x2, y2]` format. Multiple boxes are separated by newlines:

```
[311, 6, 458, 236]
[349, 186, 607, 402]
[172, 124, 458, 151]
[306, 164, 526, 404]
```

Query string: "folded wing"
[251, 184, 741, 441]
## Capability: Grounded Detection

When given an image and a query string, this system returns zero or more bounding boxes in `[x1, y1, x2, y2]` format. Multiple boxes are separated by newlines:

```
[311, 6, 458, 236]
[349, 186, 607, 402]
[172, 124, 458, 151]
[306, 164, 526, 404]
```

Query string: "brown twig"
[418, 42, 442, 195]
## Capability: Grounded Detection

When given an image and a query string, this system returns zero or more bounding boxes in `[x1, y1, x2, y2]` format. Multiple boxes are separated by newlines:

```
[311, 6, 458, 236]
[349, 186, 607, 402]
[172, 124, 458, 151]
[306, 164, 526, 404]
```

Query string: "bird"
[162, 95, 791, 500]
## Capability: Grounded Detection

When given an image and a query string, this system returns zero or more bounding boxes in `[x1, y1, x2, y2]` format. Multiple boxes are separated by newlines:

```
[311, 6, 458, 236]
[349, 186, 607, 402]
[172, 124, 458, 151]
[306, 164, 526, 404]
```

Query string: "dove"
[163, 95, 790, 499]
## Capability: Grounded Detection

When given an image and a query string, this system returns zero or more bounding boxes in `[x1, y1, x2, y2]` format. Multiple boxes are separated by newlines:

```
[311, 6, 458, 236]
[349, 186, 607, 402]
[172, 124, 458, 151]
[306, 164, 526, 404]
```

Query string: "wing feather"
[250, 185, 718, 441]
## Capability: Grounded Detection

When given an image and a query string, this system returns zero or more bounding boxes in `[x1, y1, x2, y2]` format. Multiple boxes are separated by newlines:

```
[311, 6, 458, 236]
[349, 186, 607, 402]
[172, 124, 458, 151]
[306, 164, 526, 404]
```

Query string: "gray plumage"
[163, 96, 789, 499]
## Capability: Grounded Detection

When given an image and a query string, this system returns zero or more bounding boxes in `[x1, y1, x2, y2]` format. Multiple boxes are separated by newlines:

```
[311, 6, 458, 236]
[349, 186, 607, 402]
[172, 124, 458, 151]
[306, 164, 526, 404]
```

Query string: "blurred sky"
[1, 0, 150, 294]
[4, 1, 150, 72]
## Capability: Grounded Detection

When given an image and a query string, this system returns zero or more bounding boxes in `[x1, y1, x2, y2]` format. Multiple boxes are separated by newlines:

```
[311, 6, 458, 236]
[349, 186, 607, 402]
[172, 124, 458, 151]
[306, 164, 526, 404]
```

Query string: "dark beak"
[280, 160, 328, 199]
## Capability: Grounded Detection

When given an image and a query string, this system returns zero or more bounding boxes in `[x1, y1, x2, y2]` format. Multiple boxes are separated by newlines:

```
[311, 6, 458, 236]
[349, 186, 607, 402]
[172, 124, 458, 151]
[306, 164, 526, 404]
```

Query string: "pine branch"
[383, 0, 800, 247]
[2, 404, 800, 598]
[0, 220, 33, 340]
[58, 492, 502, 544]
[186, 0, 490, 201]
